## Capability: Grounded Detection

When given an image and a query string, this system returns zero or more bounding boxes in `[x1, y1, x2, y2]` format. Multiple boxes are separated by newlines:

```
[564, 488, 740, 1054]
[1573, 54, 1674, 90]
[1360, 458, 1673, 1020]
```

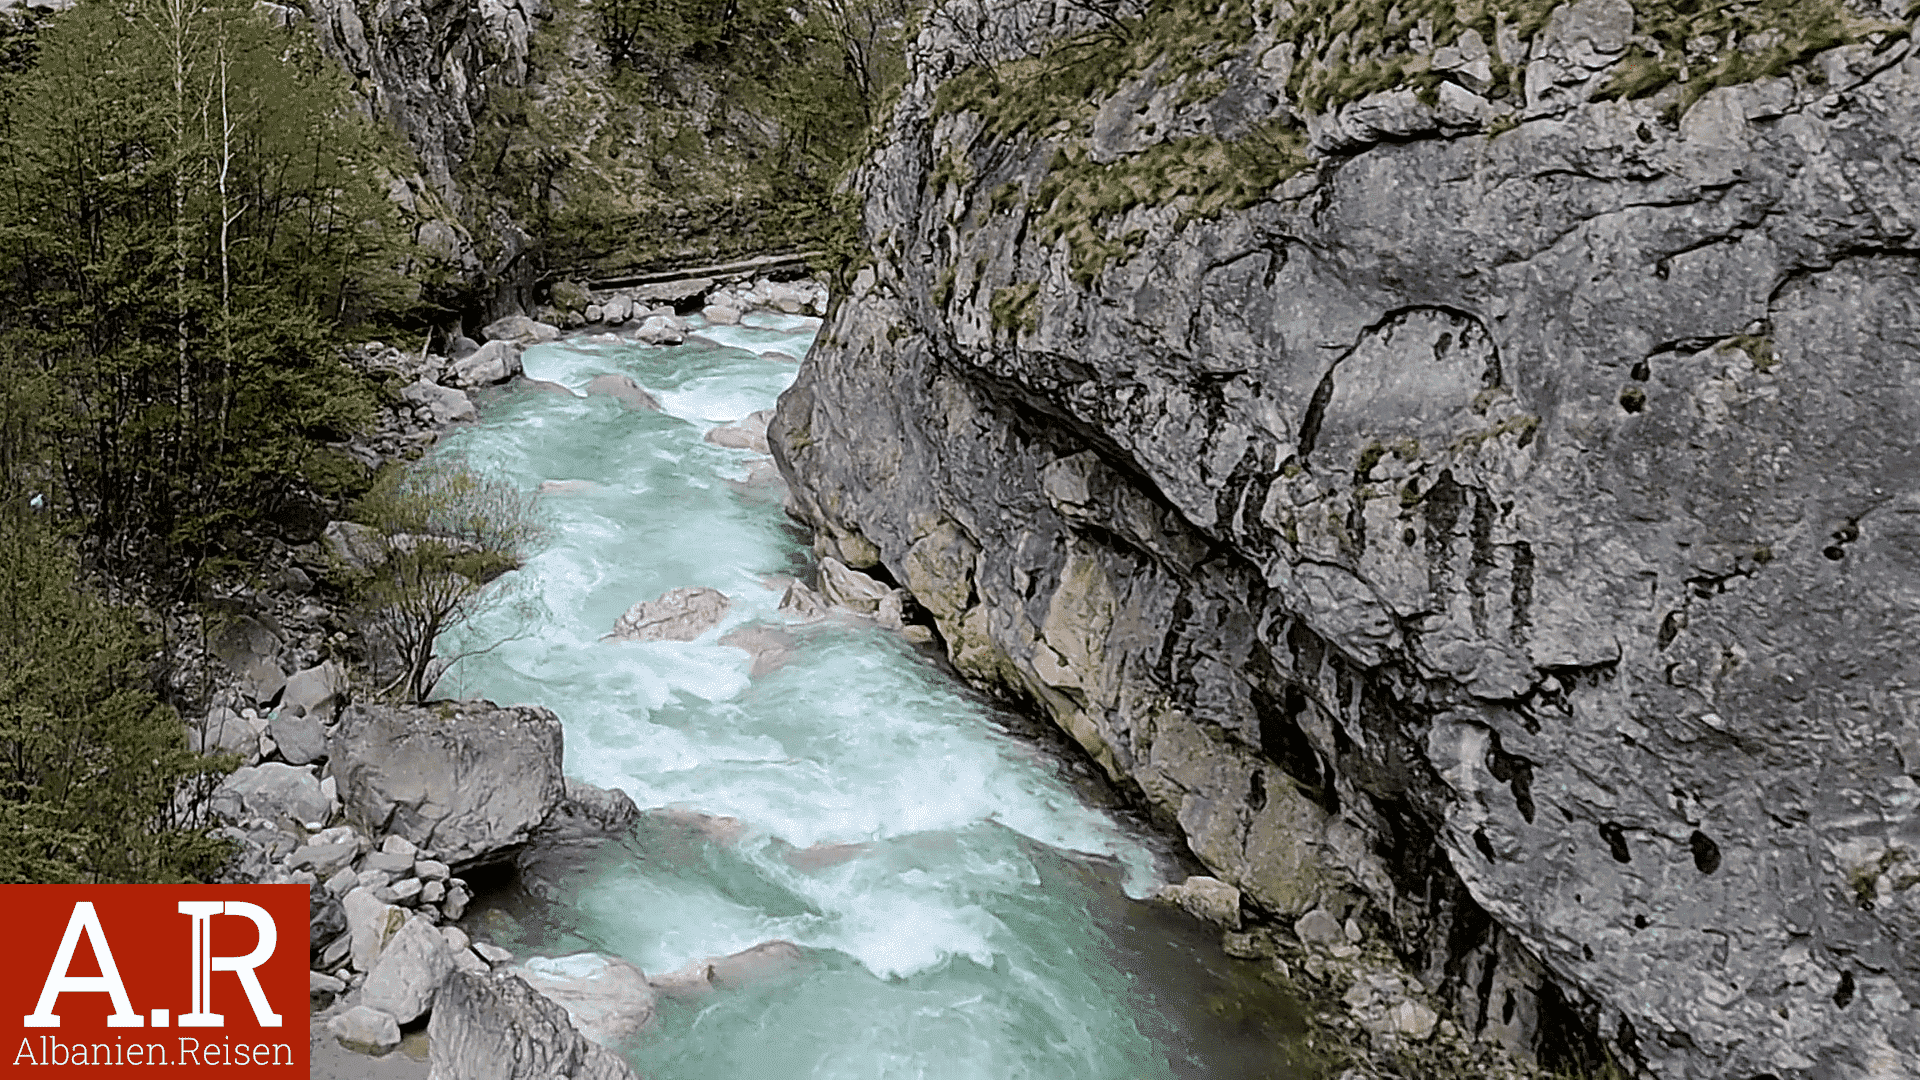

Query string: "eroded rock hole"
[1833, 970, 1855, 1009]
[1689, 830, 1721, 874]
[1247, 769, 1268, 813]
[1630, 359, 1651, 381]
[1657, 610, 1685, 650]
[1823, 545, 1846, 561]
[1633, 914, 1648, 930]
[1619, 385, 1647, 413]
[1599, 821, 1632, 863]
[1501, 989, 1517, 1026]
[1486, 734, 1536, 824]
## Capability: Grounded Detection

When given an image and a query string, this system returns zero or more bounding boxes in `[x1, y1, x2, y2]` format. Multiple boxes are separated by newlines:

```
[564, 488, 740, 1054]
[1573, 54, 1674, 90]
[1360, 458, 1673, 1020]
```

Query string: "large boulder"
[191, 706, 262, 757]
[327, 1004, 401, 1055]
[402, 378, 478, 424]
[280, 661, 348, 721]
[326, 701, 567, 869]
[212, 763, 330, 830]
[362, 914, 456, 1024]
[481, 314, 561, 345]
[428, 970, 639, 1080]
[451, 340, 524, 388]
[632, 315, 685, 346]
[539, 779, 640, 842]
[817, 557, 892, 616]
[599, 294, 634, 325]
[608, 586, 731, 642]
[343, 886, 407, 972]
[513, 953, 656, 1047]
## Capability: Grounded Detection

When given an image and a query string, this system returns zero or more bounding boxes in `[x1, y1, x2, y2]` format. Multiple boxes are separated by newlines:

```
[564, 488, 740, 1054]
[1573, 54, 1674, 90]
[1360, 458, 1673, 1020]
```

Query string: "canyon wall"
[771, 0, 1920, 1075]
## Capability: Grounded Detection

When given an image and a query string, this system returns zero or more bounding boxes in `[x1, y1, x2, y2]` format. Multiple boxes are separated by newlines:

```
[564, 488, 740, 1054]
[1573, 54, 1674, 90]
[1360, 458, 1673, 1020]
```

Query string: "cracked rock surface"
[772, 1, 1920, 1076]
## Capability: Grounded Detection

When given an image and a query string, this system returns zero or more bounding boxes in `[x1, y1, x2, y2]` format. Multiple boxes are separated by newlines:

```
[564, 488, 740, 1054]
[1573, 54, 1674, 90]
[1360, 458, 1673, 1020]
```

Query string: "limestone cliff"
[772, 0, 1920, 1075]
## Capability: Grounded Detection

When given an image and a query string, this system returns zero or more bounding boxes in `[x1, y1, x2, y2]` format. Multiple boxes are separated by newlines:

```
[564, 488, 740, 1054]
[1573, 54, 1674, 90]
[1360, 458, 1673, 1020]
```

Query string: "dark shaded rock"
[311, 888, 348, 960]
[539, 779, 640, 842]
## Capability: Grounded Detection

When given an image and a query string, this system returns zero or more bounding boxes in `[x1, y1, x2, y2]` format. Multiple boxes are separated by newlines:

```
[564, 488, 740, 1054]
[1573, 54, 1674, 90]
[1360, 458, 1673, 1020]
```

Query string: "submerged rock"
[583, 373, 660, 411]
[608, 586, 731, 642]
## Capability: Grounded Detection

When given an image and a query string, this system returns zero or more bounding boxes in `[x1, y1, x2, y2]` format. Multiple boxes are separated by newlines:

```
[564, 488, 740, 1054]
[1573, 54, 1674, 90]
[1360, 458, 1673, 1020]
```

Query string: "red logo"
[1, 886, 309, 1073]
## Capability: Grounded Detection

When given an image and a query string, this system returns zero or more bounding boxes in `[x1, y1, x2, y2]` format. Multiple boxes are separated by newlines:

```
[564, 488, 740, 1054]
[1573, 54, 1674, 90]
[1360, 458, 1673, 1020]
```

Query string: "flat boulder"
[327, 1005, 401, 1055]
[514, 953, 656, 1047]
[583, 373, 660, 411]
[451, 340, 524, 388]
[362, 914, 456, 1024]
[702, 304, 741, 325]
[212, 762, 329, 830]
[609, 587, 730, 642]
[327, 701, 567, 870]
[402, 379, 478, 424]
[428, 970, 639, 1080]
[481, 314, 561, 345]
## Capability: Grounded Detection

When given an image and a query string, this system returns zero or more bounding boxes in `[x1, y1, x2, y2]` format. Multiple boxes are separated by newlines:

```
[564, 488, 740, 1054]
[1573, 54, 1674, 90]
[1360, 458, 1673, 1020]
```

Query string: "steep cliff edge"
[772, 0, 1920, 1075]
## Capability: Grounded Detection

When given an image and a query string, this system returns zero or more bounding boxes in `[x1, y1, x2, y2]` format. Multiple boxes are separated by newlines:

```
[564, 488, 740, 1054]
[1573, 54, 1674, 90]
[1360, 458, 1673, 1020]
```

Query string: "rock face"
[327, 701, 568, 869]
[773, 2, 1920, 1077]
[428, 970, 640, 1080]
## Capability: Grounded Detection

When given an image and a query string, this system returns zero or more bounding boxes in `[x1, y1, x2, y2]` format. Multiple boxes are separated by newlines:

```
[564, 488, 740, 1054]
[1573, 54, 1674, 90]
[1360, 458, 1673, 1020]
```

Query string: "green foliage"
[0, 506, 232, 883]
[989, 281, 1041, 333]
[343, 456, 549, 704]
[0, 0, 405, 573]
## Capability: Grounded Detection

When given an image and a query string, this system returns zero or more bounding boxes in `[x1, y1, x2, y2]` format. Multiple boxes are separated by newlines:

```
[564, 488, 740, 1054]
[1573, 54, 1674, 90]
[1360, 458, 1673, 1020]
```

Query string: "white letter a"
[23, 902, 144, 1028]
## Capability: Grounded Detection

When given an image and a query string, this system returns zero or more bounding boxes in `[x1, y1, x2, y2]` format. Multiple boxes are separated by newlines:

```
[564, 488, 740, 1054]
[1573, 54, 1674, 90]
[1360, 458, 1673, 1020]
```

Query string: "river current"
[425, 313, 1325, 1080]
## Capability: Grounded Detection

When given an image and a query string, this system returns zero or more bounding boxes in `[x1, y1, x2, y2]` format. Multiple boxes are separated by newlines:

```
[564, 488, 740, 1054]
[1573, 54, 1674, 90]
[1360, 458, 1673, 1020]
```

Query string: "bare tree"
[343, 457, 549, 703]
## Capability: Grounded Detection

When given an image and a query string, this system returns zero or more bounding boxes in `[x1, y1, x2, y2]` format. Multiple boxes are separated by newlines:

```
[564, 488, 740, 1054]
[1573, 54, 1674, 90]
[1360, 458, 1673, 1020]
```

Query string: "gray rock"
[474, 941, 514, 965]
[817, 557, 891, 615]
[428, 970, 639, 1080]
[608, 586, 731, 642]
[390, 876, 424, 904]
[327, 1004, 401, 1055]
[327, 701, 568, 869]
[362, 914, 455, 1024]
[600, 294, 634, 325]
[777, 579, 830, 621]
[513, 953, 656, 1047]
[191, 706, 260, 757]
[402, 378, 478, 424]
[583, 373, 660, 410]
[212, 763, 329, 830]
[703, 409, 773, 453]
[290, 841, 357, 880]
[1294, 908, 1346, 949]
[344, 886, 407, 972]
[702, 304, 741, 325]
[632, 314, 685, 346]
[311, 888, 349, 960]
[1155, 875, 1242, 929]
[310, 970, 346, 1007]
[322, 520, 385, 571]
[415, 858, 452, 882]
[281, 661, 347, 722]
[540, 779, 639, 841]
[451, 340, 525, 388]
[449, 335, 480, 360]
[382, 833, 419, 857]
[481, 314, 561, 345]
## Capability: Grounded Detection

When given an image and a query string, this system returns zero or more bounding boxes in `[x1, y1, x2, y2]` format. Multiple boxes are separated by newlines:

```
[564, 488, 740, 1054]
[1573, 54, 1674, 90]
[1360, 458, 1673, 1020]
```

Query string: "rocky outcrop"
[773, 1, 1920, 1077]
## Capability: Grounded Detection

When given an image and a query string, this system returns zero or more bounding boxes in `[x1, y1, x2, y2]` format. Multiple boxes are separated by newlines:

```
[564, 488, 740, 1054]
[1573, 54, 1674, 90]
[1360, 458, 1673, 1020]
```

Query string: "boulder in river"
[600, 294, 634, 325]
[514, 953, 656, 1047]
[539, 778, 640, 842]
[818, 557, 892, 615]
[451, 340, 525, 388]
[402, 378, 478, 424]
[428, 969, 639, 1080]
[703, 408, 773, 453]
[327, 700, 568, 869]
[632, 314, 686, 346]
[702, 303, 741, 325]
[481, 314, 561, 345]
[608, 586, 731, 642]
[1153, 875, 1242, 930]
[583, 373, 660, 411]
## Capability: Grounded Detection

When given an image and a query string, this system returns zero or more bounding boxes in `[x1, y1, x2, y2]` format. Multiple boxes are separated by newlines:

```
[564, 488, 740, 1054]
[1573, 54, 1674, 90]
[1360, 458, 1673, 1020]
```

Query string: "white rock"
[344, 887, 407, 972]
[401, 378, 477, 424]
[361, 915, 456, 1024]
[515, 953, 657, 1047]
[1156, 875, 1243, 929]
